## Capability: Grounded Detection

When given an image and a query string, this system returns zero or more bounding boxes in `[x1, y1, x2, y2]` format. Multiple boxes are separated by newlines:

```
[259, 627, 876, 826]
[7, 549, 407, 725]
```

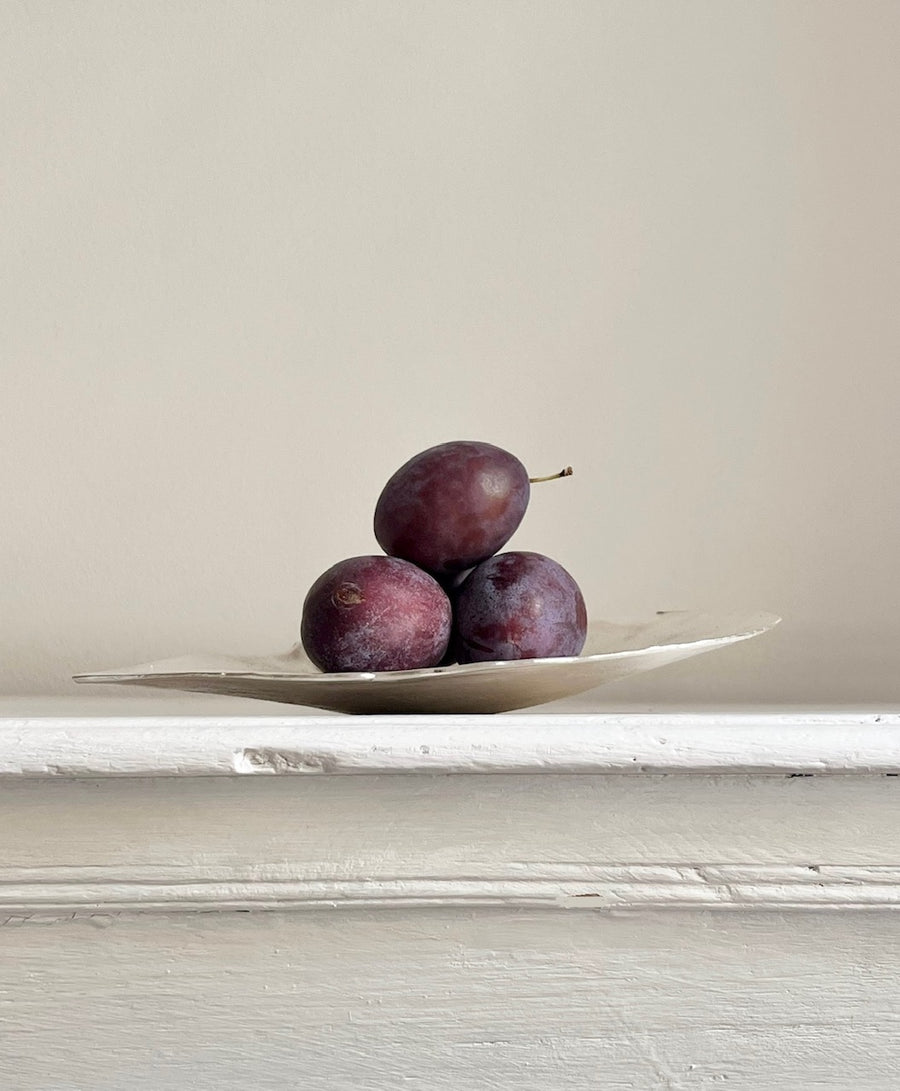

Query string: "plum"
[454, 551, 587, 663]
[301, 555, 452, 672]
[374, 440, 532, 576]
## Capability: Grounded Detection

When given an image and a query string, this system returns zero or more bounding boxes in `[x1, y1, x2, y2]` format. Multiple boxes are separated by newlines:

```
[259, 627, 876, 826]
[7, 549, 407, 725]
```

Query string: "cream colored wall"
[2, 2, 897, 703]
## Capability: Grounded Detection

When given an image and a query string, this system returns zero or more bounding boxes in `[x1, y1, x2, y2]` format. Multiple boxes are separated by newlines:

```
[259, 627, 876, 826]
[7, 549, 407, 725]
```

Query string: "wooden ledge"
[1, 709, 899, 778]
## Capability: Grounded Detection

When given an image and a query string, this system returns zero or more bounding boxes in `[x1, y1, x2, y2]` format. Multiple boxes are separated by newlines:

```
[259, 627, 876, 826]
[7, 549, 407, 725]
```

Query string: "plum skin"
[374, 440, 530, 576]
[301, 555, 452, 673]
[454, 551, 587, 663]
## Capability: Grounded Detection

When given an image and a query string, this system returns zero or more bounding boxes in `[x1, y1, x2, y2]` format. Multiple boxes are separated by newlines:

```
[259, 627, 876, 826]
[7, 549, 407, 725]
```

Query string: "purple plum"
[454, 551, 587, 663]
[301, 555, 452, 672]
[374, 441, 531, 576]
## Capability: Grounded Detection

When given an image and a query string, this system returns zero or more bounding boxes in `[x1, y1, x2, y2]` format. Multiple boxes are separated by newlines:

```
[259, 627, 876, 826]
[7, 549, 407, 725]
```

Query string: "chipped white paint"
[3, 701, 900, 1087]
[1, 710, 898, 778]
[4, 863, 900, 916]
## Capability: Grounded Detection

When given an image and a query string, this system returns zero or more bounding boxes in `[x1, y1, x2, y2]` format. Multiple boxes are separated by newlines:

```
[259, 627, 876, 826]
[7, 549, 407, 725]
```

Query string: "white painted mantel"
[2, 698, 900, 1089]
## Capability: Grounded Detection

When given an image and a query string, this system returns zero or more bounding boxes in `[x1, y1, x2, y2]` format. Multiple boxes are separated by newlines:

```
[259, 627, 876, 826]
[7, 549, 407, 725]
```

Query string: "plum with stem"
[374, 440, 571, 576]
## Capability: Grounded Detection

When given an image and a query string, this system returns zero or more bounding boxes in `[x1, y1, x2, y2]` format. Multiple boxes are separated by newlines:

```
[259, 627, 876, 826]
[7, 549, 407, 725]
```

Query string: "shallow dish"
[74, 610, 779, 715]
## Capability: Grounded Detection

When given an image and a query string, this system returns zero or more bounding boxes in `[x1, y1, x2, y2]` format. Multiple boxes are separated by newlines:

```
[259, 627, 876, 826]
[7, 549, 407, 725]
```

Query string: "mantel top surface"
[0, 696, 897, 778]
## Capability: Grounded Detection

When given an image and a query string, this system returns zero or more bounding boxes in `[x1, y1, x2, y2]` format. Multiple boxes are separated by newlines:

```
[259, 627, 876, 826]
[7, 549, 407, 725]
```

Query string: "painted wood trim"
[1, 711, 899, 778]
[4, 864, 900, 917]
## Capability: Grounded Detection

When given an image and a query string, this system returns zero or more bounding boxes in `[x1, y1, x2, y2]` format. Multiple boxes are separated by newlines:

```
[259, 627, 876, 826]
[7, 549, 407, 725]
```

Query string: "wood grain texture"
[2, 773, 899, 917]
[3, 909, 899, 1089]
[5, 863, 900, 915]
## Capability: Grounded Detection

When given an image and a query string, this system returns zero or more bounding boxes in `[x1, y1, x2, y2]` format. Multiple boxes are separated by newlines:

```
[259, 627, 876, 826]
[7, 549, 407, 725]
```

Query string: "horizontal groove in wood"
[4, 864, 900, 916]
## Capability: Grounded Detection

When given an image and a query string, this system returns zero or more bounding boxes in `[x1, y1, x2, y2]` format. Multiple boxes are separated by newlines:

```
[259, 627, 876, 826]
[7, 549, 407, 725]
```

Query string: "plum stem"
[528, 466, 573, 484]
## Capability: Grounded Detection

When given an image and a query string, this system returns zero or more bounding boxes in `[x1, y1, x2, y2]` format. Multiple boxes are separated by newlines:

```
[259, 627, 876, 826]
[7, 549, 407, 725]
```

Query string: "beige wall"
[2, 2, 898, 703]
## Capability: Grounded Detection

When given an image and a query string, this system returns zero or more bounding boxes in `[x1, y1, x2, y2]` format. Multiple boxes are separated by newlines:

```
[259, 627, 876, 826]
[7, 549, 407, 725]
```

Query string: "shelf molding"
[4, 863, 900, 919]
[1, 711, 899, 778]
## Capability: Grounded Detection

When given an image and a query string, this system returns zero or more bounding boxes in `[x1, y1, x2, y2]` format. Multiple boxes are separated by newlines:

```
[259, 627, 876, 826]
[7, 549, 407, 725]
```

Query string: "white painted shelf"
[2, 706, 898, 778]
[4, 698, 900, 1088]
